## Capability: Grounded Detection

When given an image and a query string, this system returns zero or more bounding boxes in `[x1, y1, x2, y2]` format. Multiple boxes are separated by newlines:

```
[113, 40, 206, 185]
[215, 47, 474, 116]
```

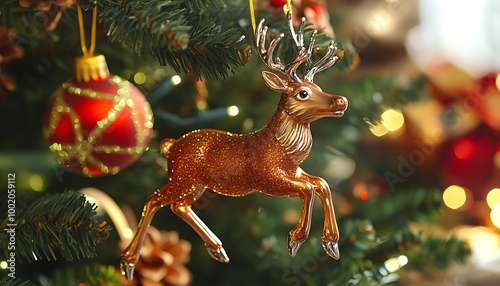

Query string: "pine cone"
[0, 26, 24, 64]
[120, 227, 192, 286]
[19, 0, 75, 31]
[0, 26, 24, 99]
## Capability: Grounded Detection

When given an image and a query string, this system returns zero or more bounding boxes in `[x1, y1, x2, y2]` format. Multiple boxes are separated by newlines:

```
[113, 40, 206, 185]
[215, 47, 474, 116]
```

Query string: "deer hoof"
[322, 240, 340, 260]
[120, 260, 136, 280]
[207, 246, 230, 263]
[287, 234, 302, 257]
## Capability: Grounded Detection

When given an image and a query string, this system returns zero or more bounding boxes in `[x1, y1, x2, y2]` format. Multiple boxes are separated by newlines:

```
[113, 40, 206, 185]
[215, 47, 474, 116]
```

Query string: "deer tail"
[160, 138, 175, 158]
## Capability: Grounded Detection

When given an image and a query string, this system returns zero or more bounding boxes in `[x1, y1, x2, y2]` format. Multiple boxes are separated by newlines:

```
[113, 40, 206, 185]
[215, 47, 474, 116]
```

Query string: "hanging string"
[284, 0, 292, 15]
[248, 0, 256, 33]
[77, 1, 98, 57]
[248, 0, 294, 34]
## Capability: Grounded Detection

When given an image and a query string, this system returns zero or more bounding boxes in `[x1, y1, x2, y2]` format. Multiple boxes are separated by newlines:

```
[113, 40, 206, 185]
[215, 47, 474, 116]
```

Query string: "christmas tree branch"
[0, 191, 111, 263]
[0, 276, 29, 286]
[405, 234, 471, 270]
[1, 0, 358, 82]
[92, 0, 252, 80]
[44, 264, 122, 286]
[355, 189, 442, 227]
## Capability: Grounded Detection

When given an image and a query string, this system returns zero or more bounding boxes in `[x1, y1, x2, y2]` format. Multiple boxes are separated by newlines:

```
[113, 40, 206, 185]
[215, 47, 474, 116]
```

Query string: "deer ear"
[262, 71, 287, 92]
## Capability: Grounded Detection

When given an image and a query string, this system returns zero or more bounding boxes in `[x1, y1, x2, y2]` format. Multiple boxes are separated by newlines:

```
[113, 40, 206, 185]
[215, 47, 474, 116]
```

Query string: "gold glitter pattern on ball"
[44, 76, 153, 176]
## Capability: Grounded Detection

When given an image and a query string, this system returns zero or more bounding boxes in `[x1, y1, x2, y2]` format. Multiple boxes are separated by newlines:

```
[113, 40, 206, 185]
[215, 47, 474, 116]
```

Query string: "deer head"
[256, 12, 348, 124]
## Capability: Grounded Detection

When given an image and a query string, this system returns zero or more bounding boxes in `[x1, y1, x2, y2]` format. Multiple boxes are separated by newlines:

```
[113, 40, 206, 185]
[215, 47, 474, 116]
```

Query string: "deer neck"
[267, 104, 312, 165]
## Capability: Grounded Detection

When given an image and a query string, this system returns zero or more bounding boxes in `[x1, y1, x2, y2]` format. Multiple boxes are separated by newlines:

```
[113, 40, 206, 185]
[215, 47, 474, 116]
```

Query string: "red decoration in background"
[43, 75, 153, 177]
[266, 0, 334, 37]
[472, 73, 500, 133]
[453, 138, 476, 161]
[359, 191, 368, 201]
[442, 125, 500, 200]
[269, 0, 286, 8]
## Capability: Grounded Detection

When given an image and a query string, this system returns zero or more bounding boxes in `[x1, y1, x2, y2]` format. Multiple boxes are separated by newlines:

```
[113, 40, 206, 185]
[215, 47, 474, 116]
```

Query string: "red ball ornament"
[43, 55, 153, 177]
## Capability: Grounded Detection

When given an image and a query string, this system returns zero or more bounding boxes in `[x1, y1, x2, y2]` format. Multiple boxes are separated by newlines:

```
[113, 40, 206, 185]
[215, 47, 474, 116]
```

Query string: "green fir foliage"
[1, 0, 357, 81]
[0, 276, 29, 286]
[0, 192, 111, 263]
[39, 264, 122, 286]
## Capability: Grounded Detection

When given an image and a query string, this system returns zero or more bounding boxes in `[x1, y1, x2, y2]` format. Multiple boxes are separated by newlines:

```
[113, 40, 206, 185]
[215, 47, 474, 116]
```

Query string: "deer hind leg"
[281, 178, 315, 257]
[298, 168, 340, 260]
[171, 185, 229, 263]
[121, 190, 166, 280]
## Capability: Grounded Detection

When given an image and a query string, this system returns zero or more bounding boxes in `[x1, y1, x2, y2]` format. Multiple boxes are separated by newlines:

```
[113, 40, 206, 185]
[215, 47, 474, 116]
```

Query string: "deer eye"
[296, 90, 310, 100]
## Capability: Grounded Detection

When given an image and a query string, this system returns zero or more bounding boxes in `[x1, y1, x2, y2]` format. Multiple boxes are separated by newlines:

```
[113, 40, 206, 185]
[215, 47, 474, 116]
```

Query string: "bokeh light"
[133, 72, 146, 85]
[491, 205, 500, 229]
[384, 255, 408, 273]
[369, 122, 388, 137]
[29, 174, 45, 192]
[443, 185, 467, 209]
[487, 188, 500, 209]
[227, 106, 239, 117]
[453, 138, 476, 160]
[360, 191, 368, 201]
[170, 75, 182, 85]
[381, 109, 405, 132]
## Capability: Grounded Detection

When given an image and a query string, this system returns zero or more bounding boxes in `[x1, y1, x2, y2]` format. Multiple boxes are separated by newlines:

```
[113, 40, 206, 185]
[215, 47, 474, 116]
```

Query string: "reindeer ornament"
[121, 13, 347, 280]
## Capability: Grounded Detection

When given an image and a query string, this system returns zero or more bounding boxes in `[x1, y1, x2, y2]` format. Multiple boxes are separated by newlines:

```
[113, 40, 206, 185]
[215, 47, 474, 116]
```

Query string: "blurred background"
[1, 0, 500, 285]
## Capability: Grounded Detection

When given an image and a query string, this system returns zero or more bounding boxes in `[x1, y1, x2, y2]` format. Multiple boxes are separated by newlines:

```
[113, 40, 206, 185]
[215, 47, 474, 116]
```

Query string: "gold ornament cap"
[74, 54, 110, 82]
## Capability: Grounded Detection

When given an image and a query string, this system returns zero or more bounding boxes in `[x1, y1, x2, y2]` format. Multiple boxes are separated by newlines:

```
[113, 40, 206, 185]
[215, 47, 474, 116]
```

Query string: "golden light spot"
[443, 185, 467, 209]
[29, 174, 44, 192]
[133, 72, 146, 85]
[369, 122, 388, 137]
[227, 106, 239, 117]
[491, 205, 500, 229]
[384, 255, 408, 273]
[486, 188, 500, 209]
[196, 101, 207, 111]
[170, 75, 182, 85]
[381, 109, 405, 132]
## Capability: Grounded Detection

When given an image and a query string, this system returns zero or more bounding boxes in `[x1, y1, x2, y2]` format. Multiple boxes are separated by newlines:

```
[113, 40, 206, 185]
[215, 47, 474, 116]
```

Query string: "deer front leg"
[171, 185, 229, 263]
[298, 168, 340, 260]
[284, 178, 315, 257]
[121, 191, 164, 280]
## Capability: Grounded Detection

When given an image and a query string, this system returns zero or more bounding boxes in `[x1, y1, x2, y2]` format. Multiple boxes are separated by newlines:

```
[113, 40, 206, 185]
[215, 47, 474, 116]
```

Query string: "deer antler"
[256, 12, 338, 83]
[304, 41, 338, 82]
[256, 19, 286, 75]
[256, 13, 314, 83]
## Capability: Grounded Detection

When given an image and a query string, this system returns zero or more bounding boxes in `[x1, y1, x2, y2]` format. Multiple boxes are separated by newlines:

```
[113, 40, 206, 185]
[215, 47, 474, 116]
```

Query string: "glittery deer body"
[121, 14, 347, 280]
